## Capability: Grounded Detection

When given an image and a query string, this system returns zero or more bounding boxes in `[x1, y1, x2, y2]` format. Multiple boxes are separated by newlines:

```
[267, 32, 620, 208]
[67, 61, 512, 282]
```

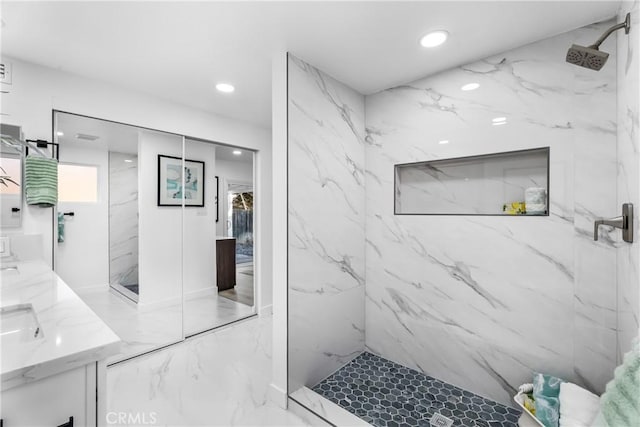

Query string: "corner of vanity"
[1, 252, 121, 427]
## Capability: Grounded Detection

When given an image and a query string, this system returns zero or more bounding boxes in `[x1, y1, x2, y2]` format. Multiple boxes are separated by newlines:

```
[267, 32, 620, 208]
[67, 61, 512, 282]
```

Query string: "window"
[0, 155, 22, 195]
[58, 164, 98, 203]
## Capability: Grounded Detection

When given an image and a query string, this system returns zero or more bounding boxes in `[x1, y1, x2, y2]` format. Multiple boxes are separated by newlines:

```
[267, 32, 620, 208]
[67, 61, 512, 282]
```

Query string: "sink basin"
[1, 304, 43, 345]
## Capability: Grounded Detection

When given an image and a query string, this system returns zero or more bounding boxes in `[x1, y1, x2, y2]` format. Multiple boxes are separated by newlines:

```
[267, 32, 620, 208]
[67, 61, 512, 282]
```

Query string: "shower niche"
[394, 147, 549, 216]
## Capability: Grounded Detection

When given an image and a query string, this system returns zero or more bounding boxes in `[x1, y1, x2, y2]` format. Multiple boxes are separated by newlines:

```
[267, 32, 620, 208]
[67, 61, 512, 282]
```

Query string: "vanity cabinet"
[0, 363, 98, 427]
[0, 254, 118, 427]
[216, 237, 236, 291]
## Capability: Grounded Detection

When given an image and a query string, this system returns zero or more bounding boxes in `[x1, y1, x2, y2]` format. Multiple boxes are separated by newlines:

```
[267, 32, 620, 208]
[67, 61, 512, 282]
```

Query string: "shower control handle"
[594, 203, 633, 243]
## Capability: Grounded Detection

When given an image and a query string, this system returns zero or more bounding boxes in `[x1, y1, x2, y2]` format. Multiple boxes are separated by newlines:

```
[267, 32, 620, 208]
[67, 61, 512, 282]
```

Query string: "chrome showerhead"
[566, 44, 609, 70]
[566, 13, 630, 71]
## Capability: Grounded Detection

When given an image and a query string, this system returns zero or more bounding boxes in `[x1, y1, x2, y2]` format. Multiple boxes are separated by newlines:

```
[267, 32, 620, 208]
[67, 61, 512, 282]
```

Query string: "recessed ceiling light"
[492, 117, 507, 123]
[124, 159, 133, 163]
[56, 131, 64, 136]
[461, 83, 480, 91]
[438, 140, 449, 145]
[216, 83, 235, 93]
[493, 121, 507, 126]
[420, 30, 448, 48]
[233, 150, 242, 155]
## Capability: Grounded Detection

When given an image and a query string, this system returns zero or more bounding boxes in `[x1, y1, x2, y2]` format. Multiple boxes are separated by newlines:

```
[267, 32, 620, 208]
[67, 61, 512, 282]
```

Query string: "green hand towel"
[58, 212, 65, 243]
[600, 339, 640, 427]
[25, 156, 58, 207]
[534, 372, 562, 427]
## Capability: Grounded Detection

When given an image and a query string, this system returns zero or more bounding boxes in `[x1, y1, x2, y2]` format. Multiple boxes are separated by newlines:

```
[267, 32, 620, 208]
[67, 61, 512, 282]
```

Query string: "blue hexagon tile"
[312, 352, 521, 427]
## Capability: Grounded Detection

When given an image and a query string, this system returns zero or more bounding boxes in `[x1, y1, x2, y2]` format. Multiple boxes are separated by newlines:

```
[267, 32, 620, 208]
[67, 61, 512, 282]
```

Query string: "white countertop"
[1, 260, 120, 390]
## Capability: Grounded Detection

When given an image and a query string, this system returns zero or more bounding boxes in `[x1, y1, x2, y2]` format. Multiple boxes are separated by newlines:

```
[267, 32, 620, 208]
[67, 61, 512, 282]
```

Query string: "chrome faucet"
[594, 203, 633, 243]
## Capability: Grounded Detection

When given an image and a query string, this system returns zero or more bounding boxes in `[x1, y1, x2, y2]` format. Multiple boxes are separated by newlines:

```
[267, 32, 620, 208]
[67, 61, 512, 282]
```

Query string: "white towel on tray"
[559, 382, 600, 427]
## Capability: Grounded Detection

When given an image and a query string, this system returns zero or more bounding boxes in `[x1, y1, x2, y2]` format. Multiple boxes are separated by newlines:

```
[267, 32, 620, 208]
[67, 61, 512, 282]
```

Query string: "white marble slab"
[0, 260, 120, 390]
[109, 152, 139, 288]
[76, 286, 255, 364]
[107, 315, 308, 426]
[287, 54, 366, 392]
[616, 1, 640, 361]
[290, 387, 370, 426]
[364, 21, 618, 405]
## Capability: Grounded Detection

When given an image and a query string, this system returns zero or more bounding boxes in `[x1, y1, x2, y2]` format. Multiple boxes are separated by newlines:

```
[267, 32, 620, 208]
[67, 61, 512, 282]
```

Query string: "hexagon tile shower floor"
[312, 352, 521, 427]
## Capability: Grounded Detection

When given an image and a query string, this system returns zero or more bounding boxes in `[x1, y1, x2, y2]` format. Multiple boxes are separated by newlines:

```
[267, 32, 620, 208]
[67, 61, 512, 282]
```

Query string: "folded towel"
[25, 156, 58, 207]
[526, 203, 547, 213]
[534, 372, 563, 427]
[525, 187, 547, 204]
[559, 382, 600, 427]
[589, 410, 607, 427]
[599, 339, 640, 427]
[58, 212, 65, 243]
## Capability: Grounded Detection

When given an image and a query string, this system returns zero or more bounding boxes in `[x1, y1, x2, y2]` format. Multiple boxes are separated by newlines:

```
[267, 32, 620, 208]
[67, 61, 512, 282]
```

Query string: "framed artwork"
[157, 155, 205, 207]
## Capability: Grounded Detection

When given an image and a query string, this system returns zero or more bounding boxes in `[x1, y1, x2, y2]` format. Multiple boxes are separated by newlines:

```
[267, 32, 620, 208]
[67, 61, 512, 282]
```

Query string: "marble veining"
[288, 54, 366, 393]
[291, 386, 370, 426]
[76, 286, 255, 364]
[109, 152, 139, 289]
[617, 1, 640, 362]
[365, 21, 618, 405]
[1, 260, 120, 390]
[107, 315, 307, 426]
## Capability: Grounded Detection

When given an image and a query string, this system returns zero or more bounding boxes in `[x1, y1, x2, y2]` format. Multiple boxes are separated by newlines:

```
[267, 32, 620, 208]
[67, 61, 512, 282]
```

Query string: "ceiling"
[56, 112, 253, 163]
[2, 1, 621, 128]
[215, 145, 254, 163]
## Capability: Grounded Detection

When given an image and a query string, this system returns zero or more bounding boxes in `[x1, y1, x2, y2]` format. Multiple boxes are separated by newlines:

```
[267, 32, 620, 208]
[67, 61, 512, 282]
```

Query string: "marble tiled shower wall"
[287, 54, 366, 392]
[287, 19, 634, 409]
[617, 1, 640, 361]
[109, 151, 139, 288]
[364, 21, 619, 406]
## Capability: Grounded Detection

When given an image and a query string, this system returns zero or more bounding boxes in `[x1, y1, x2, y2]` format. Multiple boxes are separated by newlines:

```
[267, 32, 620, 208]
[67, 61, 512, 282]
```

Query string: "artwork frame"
[157, 155, 205, 207]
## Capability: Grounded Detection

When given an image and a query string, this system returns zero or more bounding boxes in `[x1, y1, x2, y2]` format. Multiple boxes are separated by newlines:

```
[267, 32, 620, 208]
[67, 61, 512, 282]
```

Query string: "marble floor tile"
[77, 285, 255, 364]
[106, 315, 308, 426]
[218, 263, 255, 307]
[183, 287, 255, 337]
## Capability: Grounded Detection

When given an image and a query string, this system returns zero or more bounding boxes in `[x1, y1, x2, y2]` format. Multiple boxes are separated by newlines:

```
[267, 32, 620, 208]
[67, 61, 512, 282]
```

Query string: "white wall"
[138, 131, 183, 307]
[55, 145, 109, 290]
[1, 56, 273, 312]
[183, 138, 216, 296]
[215, 158, 253, 237]
[270, 51, 288, 408]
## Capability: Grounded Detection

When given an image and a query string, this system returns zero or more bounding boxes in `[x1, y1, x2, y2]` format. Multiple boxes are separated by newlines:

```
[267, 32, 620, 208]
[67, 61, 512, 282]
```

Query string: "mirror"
[183, 139, 255, 337]
[0, 124, 24, 228]
[54, 112, 184, 362]
[54, 112, 256, 362]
